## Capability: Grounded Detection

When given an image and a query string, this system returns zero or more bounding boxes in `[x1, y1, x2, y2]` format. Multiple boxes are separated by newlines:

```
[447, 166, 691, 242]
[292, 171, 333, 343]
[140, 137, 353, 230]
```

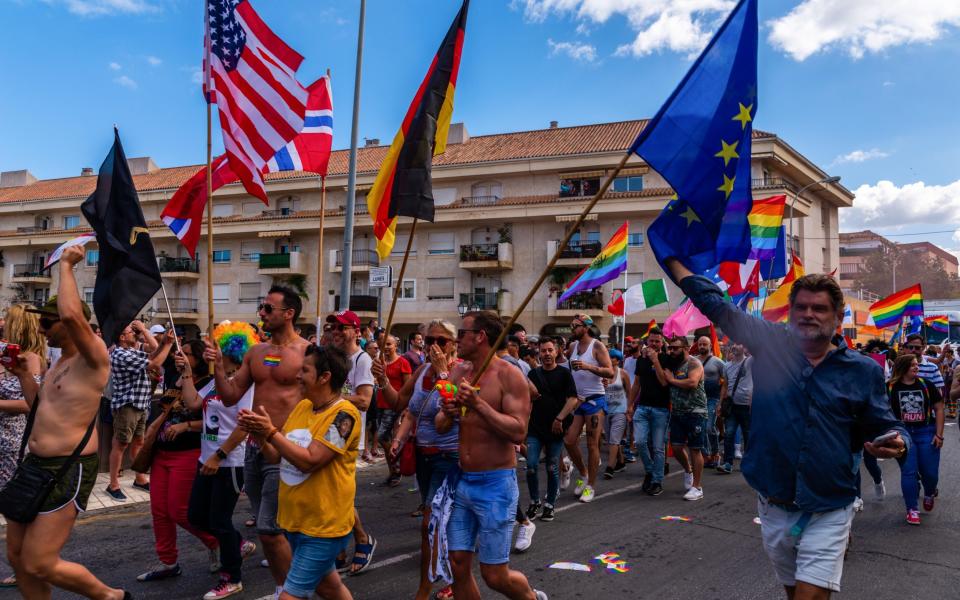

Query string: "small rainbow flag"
[869, 284, 924, 329]
[659, 515, 692, 522]
[761, 255, 804, 323]
[606, 561, 630, 574]
[263, 354, 282, 367]
[747, 195, 786, 260]
[559, 222, 628, 303]
[924, 315, 949, 334]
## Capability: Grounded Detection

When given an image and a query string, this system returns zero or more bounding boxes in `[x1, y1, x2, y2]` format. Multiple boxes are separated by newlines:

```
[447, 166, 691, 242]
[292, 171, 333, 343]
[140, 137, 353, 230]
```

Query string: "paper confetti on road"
[606, 561, 630, 573]
[753, 517, 762, 525]
[549, 562, 592, 572]
[659, 515, 692, 522]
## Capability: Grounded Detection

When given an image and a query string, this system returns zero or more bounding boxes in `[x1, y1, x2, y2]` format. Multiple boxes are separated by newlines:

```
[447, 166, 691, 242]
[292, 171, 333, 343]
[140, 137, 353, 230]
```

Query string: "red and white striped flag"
[203, 0, 307, 203]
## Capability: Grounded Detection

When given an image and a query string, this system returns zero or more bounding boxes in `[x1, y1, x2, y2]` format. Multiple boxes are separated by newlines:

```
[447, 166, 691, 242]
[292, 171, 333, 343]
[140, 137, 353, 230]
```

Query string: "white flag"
[44, 233, 96, 269]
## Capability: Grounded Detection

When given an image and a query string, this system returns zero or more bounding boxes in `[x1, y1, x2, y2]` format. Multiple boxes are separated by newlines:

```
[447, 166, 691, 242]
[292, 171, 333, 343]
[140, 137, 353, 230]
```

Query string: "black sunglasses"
[426, 335, 454, 346]
[666, 346, 684, 352]
[39, 316, 59, 329]
[259, 303, 290, 314]
[456, 328, 481, 339]
[905, 344, 923, 350]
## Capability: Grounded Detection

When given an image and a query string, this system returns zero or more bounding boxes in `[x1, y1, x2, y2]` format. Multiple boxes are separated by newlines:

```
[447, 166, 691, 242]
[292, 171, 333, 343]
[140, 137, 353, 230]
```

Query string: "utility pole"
[339, 0, 365, 309]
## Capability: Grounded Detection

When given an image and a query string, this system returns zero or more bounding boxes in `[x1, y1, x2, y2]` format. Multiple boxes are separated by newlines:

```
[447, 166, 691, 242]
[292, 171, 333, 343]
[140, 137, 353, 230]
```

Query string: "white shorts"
[757, 496, 854, 592]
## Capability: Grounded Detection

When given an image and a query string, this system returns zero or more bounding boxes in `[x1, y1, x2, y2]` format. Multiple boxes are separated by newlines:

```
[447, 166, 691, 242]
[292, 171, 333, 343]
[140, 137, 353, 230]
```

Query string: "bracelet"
[265, 427, 280, 442]
[935, 434, 944, 440]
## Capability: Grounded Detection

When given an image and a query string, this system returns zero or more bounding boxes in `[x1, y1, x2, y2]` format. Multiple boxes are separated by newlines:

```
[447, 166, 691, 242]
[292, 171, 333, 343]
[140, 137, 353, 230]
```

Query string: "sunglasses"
[329, 323, 354, 332]
[570, 322, 584, 328]
[456, 328, 481, 339]
[39, 316, 59, 329]
[905, 344, 923, 350]
[426, 335, 454, 346]
[666, 346, 684, 352]
[259, 303, 290, 314]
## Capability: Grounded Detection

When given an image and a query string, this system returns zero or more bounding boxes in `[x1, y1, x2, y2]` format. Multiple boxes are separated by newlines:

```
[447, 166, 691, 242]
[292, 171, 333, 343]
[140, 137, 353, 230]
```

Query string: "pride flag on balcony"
[870, 284, 924, 329]
[559, 222, 628, 303]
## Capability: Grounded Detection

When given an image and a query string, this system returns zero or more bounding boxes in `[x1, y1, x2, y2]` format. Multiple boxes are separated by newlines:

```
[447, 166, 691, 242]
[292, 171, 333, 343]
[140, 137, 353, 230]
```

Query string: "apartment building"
[0, 119, 852, 341]
[839, 230, 959, 296]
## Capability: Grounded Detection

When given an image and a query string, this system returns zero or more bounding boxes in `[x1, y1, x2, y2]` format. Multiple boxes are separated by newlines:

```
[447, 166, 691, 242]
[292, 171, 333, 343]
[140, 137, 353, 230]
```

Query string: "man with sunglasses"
[657, 336, 708, 501]
[904, 334, 945, 395]
[627, 328, 671, 496]
[203, 285, 309, 597]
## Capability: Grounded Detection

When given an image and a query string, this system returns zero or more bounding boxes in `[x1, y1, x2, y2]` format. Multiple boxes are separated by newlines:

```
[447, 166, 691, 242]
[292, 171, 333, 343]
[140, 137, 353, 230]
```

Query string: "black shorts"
[23, 453, 100, 514]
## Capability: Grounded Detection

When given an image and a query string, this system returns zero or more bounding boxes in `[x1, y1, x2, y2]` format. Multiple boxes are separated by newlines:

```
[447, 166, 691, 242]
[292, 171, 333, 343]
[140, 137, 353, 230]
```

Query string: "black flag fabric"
[81, 129, 162, 344]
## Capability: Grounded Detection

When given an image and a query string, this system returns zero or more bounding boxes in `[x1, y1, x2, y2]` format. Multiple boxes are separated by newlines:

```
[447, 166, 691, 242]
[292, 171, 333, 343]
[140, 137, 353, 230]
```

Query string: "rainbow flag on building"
[747, 194, 786, 260]
[559, 222, 628, 302]
[924, 314, 949, 334]
[869, 284, 923, 329]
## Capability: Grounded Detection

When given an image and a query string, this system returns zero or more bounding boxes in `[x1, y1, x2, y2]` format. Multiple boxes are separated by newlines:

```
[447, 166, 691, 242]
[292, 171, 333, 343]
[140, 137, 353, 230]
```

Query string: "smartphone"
[871, 431, 899, 445]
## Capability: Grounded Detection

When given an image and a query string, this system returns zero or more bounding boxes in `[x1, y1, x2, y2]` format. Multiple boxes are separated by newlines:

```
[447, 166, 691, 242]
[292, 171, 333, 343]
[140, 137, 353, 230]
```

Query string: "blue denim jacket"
[680, 275, 910, 512]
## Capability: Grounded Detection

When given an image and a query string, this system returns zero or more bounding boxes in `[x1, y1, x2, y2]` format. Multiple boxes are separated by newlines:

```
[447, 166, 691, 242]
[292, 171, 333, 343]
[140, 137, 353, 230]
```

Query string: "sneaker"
[526, 501, 542, 520]
[105, 486, 127, 502]
[906, 509, 921, 525]
[853, 497, 864, 513]
[535, 590, 549, 600]
[579, 486, 595, 503]
[923, 495, 935, 512]
[874, 481, 886, 501]
[624, 452, 637, 463]
[518, 455, 526, 463]
[240, 540, 257, 559]
[560, 457, 573, 490]
[514, 521, 536, 552]
[132, 481, 150, 492]
[260, 559, 269, 568]
[204, 580, 243, 599]
[603, 466, 615, 480]
[613, 460, 626, 473]
[683, 471, 694, 490]
[573, 478, 586, 496]
[717, 463, 733, 474]
[683, 486, 704, 501]
[137, 563, 182, 582]
[641, 472, 652, 493]
[647, 483, 664, 496]
[208, 548, 222, 573]
[539, 504, 555, 522]
[734, 444, 743, 459]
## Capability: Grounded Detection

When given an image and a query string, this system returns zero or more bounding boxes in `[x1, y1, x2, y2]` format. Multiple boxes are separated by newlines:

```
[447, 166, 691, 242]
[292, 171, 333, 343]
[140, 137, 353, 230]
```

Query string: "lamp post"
[457, 302, 468, 318]
[788, 175, 842, 267]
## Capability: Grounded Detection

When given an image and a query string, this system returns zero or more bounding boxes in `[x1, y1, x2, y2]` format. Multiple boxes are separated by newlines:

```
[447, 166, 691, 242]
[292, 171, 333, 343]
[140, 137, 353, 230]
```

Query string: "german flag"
[367, 0, 469, 259]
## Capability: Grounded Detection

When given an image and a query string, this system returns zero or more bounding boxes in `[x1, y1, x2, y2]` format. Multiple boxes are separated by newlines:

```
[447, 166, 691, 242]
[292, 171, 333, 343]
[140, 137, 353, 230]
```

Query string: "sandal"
[434, 585, 454, 600]
[349, 536, 377, 575]
[0, 575, 16, 588]
[335, 553, 349, 573]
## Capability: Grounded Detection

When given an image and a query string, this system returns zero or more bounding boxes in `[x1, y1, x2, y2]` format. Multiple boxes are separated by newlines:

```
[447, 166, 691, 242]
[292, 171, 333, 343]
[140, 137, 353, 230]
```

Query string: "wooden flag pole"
[469, 151, 632, 386]
[159, 281, 184, 355]
[381, 219, 418, 349]
[316, 175, 327, 327]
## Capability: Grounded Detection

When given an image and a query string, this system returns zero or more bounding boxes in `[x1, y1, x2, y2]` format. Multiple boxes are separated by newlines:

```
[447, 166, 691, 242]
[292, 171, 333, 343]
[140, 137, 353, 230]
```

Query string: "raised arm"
[57, 246, 108, 370]
[203, 339, 253, 405]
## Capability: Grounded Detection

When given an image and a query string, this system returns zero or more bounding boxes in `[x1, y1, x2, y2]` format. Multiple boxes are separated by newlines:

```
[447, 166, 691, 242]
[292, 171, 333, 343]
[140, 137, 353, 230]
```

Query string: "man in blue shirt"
[665, 258, 908, 599]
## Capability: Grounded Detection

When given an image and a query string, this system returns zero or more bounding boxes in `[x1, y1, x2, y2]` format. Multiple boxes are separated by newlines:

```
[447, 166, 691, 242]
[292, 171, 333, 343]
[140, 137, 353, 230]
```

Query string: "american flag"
[204, 0, 307, 203]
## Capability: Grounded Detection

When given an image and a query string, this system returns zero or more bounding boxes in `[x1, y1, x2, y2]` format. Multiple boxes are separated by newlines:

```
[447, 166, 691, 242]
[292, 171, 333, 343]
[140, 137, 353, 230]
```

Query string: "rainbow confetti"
[593, 552, 620, 564]
[659, 515, 692, 522]
[263, 354, 281, 367]
[606, 561, 630, 574]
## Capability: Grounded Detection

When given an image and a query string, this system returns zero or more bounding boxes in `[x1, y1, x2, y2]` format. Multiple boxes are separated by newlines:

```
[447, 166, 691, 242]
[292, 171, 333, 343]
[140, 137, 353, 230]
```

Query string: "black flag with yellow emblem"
[81, 128, 162, 343]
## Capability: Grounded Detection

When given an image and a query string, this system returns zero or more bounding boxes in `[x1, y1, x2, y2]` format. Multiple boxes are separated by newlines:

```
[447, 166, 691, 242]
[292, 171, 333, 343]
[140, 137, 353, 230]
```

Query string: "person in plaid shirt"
[106, 320, 174, 501]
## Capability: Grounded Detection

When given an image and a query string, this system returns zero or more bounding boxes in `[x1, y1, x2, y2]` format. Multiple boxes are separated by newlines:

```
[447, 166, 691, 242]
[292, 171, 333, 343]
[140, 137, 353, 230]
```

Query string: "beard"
[790, 319, 836, 342]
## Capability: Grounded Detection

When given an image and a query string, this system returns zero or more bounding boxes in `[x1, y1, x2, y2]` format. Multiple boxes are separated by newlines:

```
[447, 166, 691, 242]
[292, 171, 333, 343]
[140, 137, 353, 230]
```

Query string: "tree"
[855, 248, 960, 299]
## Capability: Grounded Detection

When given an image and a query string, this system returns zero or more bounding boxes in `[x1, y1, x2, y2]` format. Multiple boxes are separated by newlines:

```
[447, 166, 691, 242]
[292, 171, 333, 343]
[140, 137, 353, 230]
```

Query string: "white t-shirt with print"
[198, 380, 254, 467]
[345, 349, 374, 451]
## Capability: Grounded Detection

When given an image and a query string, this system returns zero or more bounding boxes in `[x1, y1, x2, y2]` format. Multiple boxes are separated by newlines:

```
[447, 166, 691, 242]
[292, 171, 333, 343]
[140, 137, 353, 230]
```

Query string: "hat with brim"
[326, 310, 361, 329]
[26, 295, 92, 321]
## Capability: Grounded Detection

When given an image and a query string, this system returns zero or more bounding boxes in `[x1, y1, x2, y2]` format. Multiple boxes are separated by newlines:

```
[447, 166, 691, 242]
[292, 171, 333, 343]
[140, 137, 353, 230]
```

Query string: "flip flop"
[349, 536, 377, 575]
[0, 575, 16, 588]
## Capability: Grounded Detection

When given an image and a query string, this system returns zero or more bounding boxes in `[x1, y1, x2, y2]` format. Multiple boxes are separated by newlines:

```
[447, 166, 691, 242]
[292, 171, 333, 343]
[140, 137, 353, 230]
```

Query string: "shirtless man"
[436, 311, 547, 600]
[5, 245, 130, 599]
[203, 285, 309, 594]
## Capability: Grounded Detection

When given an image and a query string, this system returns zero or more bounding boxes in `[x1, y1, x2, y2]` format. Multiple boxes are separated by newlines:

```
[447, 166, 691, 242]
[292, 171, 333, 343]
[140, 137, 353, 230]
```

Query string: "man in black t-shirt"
[524, 338, 580, 522]
[627, 328, 672, 496]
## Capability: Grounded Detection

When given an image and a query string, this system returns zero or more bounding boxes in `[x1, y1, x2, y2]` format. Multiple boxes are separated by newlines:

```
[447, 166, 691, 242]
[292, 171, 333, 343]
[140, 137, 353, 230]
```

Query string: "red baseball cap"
[326, 310, 361, 328]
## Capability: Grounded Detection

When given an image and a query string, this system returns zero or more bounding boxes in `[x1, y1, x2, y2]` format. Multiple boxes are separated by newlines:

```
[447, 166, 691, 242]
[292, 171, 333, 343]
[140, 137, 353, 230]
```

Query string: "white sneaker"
[853, 497, 864, 512]
[683, 486, 704, 501]
[514, 521, 536, 552]
[573, 478, 586, 496]
[683, 471, 694, 490]
[874, 481, 886, 501]
[560, 457, 573, 490]
[734, 444, 743, 459]
[579, 486, 596, 503]
[535, 590, 549, 600]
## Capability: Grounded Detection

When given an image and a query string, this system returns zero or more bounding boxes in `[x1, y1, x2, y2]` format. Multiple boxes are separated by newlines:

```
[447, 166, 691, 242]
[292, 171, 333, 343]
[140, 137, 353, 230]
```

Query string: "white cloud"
[190, 66, 204, 85]
[882, 80, 895, 87]
[51, 0, 160, 16]
[547, 38, 598, 62]
[840, 179, 960, 230]
[768, 0, 960, 61]
[108, 61, 121, 71]
[575, 22, 591, 35]
[831, 148, 890, 166]
[113, 75, 138, 90]
[146, 55, 162, 66]
[518, 0, 736, 57]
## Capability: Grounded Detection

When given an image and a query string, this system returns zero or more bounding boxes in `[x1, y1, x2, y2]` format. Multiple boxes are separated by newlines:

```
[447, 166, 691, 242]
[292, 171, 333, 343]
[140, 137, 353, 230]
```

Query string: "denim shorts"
[376, 409, 399, 444]
[415, 449, 459, 506]
[283, 531, 352, 598]
[574, 394, 607, 416]
[670, 413, 707, 450]
[447, 469, 518, 565]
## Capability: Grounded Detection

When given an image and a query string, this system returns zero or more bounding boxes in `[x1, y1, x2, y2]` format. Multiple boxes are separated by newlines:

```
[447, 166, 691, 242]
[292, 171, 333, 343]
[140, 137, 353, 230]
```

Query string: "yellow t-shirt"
[276, 398, 360, 538]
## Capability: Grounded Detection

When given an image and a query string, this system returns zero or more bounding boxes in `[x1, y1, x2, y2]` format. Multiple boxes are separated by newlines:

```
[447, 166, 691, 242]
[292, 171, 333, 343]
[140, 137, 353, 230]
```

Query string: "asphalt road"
[3, 425, 960, 600]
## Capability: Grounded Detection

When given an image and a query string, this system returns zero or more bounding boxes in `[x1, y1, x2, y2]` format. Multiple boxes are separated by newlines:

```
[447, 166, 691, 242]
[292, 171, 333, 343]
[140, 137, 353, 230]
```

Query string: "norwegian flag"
[204, 0, 307, 203]
[162, 77, 333, 254]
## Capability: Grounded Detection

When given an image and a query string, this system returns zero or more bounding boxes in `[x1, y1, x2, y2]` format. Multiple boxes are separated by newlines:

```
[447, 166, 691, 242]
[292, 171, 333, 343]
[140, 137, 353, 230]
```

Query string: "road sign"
[369, 266, 393, 288]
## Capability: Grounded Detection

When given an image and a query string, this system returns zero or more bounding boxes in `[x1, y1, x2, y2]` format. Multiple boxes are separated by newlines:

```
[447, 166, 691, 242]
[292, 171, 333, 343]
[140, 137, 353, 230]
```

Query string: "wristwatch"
[215, 448, 228, 460]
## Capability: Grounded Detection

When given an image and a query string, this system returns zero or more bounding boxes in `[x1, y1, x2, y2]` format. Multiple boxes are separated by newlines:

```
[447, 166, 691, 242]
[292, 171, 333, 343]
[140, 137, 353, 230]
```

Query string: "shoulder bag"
[398, 376, 431, 477]
[721, 361, 746, 419]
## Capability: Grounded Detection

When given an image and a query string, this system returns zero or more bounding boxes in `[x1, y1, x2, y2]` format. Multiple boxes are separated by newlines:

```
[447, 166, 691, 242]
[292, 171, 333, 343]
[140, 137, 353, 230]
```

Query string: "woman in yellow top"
[238, 344, 360, 600]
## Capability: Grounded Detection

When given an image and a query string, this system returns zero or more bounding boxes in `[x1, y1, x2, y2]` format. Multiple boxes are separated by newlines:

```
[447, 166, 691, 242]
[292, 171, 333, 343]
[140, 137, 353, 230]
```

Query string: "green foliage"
[855, 248, 960, 299]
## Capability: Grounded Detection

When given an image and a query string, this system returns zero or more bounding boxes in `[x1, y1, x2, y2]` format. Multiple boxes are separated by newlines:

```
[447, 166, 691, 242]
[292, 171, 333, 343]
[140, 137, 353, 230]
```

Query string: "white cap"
[149, 324, 166, 334]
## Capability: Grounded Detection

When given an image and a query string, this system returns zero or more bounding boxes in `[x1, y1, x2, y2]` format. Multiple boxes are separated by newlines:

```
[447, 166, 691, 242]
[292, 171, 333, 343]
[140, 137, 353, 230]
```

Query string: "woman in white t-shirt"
[181, 322, 257, 598]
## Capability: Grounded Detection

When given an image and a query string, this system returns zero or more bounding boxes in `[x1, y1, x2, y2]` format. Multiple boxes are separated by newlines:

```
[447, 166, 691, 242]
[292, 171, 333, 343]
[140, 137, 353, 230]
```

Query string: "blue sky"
[2, 0, 959, 253]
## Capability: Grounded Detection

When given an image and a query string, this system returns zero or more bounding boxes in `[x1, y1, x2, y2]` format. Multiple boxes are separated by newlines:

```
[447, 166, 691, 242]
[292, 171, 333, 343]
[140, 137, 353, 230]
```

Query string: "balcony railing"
[751, 177, 797, 193]
[556, 291, 604, 311]
[16, 226, 46, 234]
[12, 264, 47, 278]
[335, 249, 379, 268]
[260, 209, 296, 218]
[258, 253, 292, 269]
[459, 243, 498, 262]
[557, 240, 601, 260]
[460, 195, 500, 207]
[162, 298, 199, 313]
[459, 293, 498, 311]
[335, 294, 378, 312]
[157, 256, 200, 273]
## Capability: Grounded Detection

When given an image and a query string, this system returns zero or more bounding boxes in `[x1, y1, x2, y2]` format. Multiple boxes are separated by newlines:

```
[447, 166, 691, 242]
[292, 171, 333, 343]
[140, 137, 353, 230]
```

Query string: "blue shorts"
[574, 394, 607, 416]
[283, 531, 352, 598]
[670, 413, 707, 450]
[447, 469, 518, 565]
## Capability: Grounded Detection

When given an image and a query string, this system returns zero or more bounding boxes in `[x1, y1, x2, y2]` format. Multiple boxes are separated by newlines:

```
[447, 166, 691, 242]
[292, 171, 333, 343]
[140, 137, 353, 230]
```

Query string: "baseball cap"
[624, 336, 635, 343]
[149, 324, 166, 335]
[326, 310, 361, 328]
[609, 349, 624, 361]
[26, 295, 92, 321]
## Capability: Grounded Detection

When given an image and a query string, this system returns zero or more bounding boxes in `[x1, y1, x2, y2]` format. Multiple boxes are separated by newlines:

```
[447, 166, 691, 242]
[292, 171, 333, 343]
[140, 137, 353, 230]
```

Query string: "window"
[470, 181, 502, 200]
[559, 177, 600, 198]
[212, 284, 230, 304]
[427, 277, 455, 300]
[239, 282, 261, 302]
[628, 232, 644, 247]
[613, 176, 643, 193]
[242, 202, 262, 216]
[83, 288, 95, 304]
[791, 236, 801, 256]
[213, 249, 232, 263]
[63, 215, 80, 229]
[391, 233, 416, 257]
[428, 232, 455, 255]
[33, 288, 49, 304]
[212, 203, 234, 218]
[586, 230, 601, 243]
[394, 279, 416, 300]
[240, 242, 262, 262]
[85, 249, 99, 266]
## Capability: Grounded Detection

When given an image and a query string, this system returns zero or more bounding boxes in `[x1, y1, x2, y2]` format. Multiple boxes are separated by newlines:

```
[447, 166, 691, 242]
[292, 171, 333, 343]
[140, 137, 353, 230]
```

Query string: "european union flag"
[630, 0, 758, 281]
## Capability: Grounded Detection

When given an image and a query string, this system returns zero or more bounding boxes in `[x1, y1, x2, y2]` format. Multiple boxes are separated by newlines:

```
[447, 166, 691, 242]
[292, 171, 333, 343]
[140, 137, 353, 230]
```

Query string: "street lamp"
[788, 175, 842, 267]
[457, 302, 468, 317]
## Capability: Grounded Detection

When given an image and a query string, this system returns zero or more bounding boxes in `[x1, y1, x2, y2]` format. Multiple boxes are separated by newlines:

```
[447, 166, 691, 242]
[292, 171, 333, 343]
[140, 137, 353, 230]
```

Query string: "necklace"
[312, 395, 339, 413]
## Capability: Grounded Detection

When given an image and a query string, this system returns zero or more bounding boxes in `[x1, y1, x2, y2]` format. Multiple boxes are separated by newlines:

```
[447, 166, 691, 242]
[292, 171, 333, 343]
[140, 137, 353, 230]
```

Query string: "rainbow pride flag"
[747, 194, 786, 260]
[869, 284, 923, 329]
[762, 255, 803, 322]
[924, 315, 949, 334]
[559, 222, 628, 302]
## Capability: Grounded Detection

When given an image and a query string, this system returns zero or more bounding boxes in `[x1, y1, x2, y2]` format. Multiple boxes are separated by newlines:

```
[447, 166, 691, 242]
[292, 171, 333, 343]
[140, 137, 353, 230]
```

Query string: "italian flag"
[608, 279, 669, 316]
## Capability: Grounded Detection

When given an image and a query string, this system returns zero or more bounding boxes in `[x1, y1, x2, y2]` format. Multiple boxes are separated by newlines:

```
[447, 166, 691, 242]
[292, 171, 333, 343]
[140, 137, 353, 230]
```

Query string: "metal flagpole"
[204, 0, 215, 340]
[316, 175, 326, 331]
[339, 0, 365, 308]
[159, 282, 184, 355]
[621, 268, 628, 355]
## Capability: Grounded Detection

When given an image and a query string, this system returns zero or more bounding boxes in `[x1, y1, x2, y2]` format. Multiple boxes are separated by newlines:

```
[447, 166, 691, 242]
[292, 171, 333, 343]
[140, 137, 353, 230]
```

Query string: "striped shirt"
[918, 356, 944, 391]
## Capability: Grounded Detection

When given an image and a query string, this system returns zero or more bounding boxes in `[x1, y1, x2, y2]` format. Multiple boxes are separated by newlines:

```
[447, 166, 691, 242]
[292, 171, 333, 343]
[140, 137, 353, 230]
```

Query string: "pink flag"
[663, 300, 712, 338]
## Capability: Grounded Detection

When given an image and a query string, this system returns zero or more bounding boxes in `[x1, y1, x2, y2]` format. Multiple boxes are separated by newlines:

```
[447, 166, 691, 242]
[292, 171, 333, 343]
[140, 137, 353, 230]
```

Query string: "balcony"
[258, 251, 307, 276]
[751, 177, 798, 194]
[334, 294, 378, 318]
[154, 297, 199, 320]
[459, 195, 500, 207]
[260, 209, 297, 218]
[331, 249, 379, 273]
[157, 256, 201, 280]
[16, 226, 47, 234]
[547, 290, 604, 318]
[11, 264, 51, 284]
[459, 242, 513, 272]
[546, 240, 602, 266]
[458, 292, 513, 315]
